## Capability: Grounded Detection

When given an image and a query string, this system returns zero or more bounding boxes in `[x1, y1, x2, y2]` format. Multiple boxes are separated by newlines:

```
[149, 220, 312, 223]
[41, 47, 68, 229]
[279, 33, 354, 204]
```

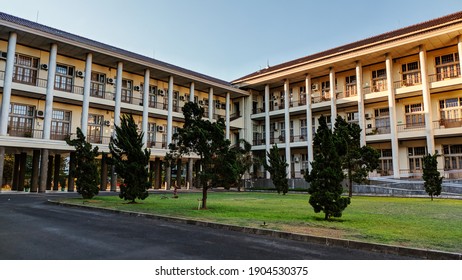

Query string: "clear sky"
[2, 0, 462, 81]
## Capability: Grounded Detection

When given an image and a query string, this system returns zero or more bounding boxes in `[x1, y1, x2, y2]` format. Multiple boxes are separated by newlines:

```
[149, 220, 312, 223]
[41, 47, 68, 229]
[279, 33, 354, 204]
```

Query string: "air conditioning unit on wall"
[157, 125, 165, 132]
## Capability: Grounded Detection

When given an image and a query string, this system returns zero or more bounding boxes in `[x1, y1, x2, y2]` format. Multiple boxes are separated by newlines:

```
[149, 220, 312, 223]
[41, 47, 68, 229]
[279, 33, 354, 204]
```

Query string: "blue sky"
[2, 0, 462, 81]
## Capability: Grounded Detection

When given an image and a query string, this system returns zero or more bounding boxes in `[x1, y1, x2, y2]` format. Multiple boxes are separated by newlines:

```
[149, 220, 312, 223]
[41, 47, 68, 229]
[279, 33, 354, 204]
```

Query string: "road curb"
[48, 199, 461, 260]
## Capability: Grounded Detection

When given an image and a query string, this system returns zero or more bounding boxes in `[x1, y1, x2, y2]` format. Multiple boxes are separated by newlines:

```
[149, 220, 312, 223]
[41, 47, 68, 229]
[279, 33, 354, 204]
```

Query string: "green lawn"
[63, 192, 462, 253]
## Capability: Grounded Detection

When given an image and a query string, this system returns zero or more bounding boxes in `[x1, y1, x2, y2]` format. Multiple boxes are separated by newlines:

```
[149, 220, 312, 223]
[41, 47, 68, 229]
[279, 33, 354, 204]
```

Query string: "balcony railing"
[365, 126, 391, 135]
[428, 68, 461, 82]
[147, 140, 167, 149]
[397, 122, 426, 132]
[290, 135, 307, 142]
[230, 111, 241, 120]
[7, 127, 43, 139]
[433, 118, 462, 129]
[393, 74, 422, 89]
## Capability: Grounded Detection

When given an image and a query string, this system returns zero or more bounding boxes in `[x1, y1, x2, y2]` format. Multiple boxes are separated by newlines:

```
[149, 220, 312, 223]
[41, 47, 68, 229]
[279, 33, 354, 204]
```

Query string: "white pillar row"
[142, 69, 150, 148]
[81, 53, 92, 136]
[329, 67, 337, 130]
[167, 75, 174, 145]
[189, 82, 195, 102]
[208, 88, 214, 121]
[305, 75, 313, 172]
[458, 36, 462, 77]
[43, 43, 58, 140]
[385, 54, 400, 178]
[0, 32, 17, 136]
[114, 62, 123, 128]
[264, 84, 271, 178]
[356, 61, 366, 147]
[284, 79, 292, 178]
[419, 45, 435, 154]
[225, 92, 230, 140]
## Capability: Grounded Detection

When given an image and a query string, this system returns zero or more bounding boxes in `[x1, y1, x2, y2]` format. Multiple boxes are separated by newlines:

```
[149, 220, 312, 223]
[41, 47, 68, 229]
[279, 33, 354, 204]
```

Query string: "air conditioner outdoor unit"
[311, 83, 319, 91]
[103, 120, 111, 126]
[157, 126, 165, 132]
[199, 100, 204, 105]
[0, 51, 7, 60]
[134, 86, 140, 91]
[158, 89, 165, 96]
[106, 78, 114, 84]
[221, 104, 226, 109]
[179, 95, 185, 101]
[40, 64, 48, 70]
[367, 124, 372, 129]
[365, 113, 371, 120]
[76, 70, 84, 78]
[274, 102, 278, 107]
[36, 110, 44, 118]
[294, 156, 300, 163]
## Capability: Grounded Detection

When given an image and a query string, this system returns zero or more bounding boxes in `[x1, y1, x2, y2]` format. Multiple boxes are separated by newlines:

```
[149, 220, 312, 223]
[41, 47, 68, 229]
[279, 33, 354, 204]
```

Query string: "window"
[408, 147, 427, 175]
[347, 112, 359, 123]
[147, 122, 157, 147]
[443, 144, 462, 171]
[372, 69, 387, 92]
[405, 103, 425, 128]
[378, 149, 393, 176]
[402, 61, 421, 86]
[13, 54, 39, 85]
[8, 103, 35, 137]
[435, 53, 460, 80]
[55, 64, 74, 92]
[321, 81, 330, 100]
[121, 79, 133, 103]
[90, 72, 106, 98]
[87, 114, 103, 144]
[300, 119, 307, 139]
[374, 108, 391, 134]
[345, 75, 357, 97]
[439, 97, 462, 127]
[51, 109, 71, 140]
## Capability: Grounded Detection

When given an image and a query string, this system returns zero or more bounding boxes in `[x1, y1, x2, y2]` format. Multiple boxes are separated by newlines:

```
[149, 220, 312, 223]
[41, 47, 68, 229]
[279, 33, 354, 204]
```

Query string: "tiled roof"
[233, 10, 462, 83]
[0, 11, 232, 87]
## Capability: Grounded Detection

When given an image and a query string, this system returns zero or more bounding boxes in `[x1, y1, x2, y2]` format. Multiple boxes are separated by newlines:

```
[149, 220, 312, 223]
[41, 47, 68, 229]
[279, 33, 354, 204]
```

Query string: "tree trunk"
[202, 182, 207, 209]
[348, 166, 353, 198]
[324, 213, 329, 220]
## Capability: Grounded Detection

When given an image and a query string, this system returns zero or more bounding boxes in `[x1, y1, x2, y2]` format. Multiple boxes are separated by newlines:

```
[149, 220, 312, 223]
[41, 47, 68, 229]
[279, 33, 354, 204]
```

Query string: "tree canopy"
[109, 114, 151, 203]
[167, 101, 231, 209]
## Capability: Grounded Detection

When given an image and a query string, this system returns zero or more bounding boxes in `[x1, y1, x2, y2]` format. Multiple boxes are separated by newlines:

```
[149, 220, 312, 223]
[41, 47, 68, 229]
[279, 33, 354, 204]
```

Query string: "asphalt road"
[0, 192, 413, 260]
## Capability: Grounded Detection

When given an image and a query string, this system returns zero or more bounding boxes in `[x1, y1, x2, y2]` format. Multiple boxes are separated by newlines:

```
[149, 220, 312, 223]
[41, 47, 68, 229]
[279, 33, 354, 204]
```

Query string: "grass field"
[63, 192, 462, 253]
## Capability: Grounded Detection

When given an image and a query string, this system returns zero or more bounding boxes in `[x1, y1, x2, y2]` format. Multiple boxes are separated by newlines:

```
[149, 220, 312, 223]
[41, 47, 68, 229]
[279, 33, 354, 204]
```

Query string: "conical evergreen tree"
[305, 115, 350, 220]
[66, 127, 99, 199]
[422, 152, 443, 201]
[109, 114, 150, 203]
[263, 145, 289, 195]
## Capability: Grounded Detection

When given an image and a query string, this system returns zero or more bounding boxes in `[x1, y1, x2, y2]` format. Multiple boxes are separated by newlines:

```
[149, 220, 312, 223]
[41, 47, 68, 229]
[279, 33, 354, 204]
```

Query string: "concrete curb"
[48, 199, 462, 260]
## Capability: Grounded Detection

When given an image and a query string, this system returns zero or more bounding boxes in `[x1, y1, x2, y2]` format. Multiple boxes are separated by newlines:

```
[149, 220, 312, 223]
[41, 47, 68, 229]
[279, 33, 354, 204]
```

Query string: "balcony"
[147, 140, 167, 149]
[397, 122, 425, 132]
[433, 118, 462, 129]
[365, 126, 391, 135]
[290, 135, 307, 143]
[393, 73, 422, 89]
[230, 111, 241, 121]
[7, 126, 43, 139]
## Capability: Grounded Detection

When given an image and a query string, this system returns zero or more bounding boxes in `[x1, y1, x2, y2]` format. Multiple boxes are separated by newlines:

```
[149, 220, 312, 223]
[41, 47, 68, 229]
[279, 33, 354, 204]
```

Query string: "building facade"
[2, 11, 462, 193]
[0, 12, 248, 192]
[232, 12, 462, 181]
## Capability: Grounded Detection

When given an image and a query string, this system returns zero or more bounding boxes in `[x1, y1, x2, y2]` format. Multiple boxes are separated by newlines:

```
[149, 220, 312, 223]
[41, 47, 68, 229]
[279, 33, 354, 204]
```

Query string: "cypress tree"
[109, 114, 150, 203]
[66, 127, 99, 199]
[264, 145, 289, 195]
[422, 153, 443, 201]
[305, 115, 350, 220]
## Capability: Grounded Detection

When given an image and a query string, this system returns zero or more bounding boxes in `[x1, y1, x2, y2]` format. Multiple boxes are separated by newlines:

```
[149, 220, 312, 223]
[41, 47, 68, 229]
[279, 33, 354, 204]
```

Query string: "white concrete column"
[356, 61, 366, 146]
[114, 62, 123, 128]
[208, 88, 214, 121]
[419, 46, 435, 154]
[225, 92, 230, 140]
[284, 79, 292, 178]
[264, 84, 271, 178]
[0, 147, 5, 190]
[81, 53, 92, 136]
[167, 75, 174, 145]
[244, 95, 253, 144]
[458, 36, 462, 77]
[142, 69, 150, 148]
[305, 75, 313, 172]
[0, 32, 17, 136]
[43, 43, 58, 140]
[386, 54, 400, 178]
[189, 82, 195, 102]
[329, 67, 337, 130]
